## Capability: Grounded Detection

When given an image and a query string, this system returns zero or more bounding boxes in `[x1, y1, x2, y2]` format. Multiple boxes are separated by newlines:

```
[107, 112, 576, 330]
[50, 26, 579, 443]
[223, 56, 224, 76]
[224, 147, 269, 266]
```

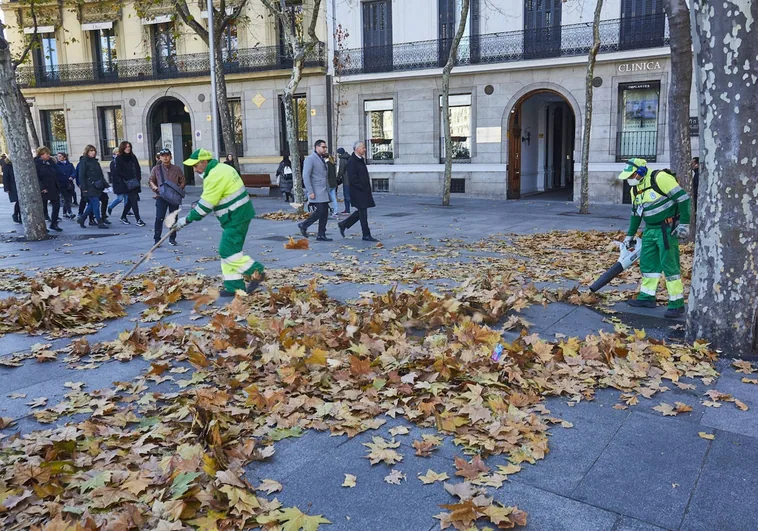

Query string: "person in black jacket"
[3, 159, 21, 223]
[35, 147, 62, 232]
[114, 141, 145, 226]
[76, 145, 109, 229]
[337, 148, 351, 214]
[277, 155, 294, 202]
[56, 152, 76, 219]
[337, 141, 378, 242]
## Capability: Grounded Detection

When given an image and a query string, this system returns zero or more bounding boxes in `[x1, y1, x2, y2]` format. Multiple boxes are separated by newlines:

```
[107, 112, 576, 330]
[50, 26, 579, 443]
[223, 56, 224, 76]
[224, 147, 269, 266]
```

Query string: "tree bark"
[17, 84, 40, 148]
[212, 41, 238, 171]
[12, 0, 42, 149]
[578, 0, 603, 215]
[0, 29, 48, 241]
[663, 0, 693, 221]
[686, 0, 758, 358]
[282, 90, 304, 207]
[441, 0, 470, 207]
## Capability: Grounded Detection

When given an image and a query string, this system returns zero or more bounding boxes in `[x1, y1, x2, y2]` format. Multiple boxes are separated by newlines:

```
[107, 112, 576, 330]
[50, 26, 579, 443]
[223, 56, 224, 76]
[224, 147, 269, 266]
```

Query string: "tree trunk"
[283, 90, 305, 211]
[579, 0, 603, 215]
[213, 40, 238, 172]
[0, 30, 48, 241]
[441, 0, 470, 207]
[17, 84, 40, 148]
[686, 0, 758, 358]
[663, 0, 693, 222]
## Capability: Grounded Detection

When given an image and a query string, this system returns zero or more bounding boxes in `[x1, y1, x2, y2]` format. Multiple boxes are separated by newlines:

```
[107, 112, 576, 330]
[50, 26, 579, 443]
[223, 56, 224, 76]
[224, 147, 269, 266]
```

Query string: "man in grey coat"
[297, 139, 332, 241]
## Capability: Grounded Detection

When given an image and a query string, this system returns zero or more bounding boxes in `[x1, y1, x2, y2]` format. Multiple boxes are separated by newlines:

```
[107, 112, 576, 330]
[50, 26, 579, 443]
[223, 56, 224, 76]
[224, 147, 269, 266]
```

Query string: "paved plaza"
[1, 190, 756, 531]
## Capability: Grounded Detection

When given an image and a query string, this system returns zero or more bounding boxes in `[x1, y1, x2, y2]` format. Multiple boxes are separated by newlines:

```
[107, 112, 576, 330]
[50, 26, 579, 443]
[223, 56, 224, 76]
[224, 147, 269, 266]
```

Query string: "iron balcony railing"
[17, 42, 326, 89]
[338, 14, 669, 75]
[616, 130, 658, 162]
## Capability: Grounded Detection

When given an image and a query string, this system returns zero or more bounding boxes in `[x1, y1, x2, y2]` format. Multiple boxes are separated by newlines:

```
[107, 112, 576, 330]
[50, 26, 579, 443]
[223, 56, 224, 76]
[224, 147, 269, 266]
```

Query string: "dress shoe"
[169, 240, 178, 246]
[49, 224, 63, 232]
[297, 223, 308, 238]
[246, 271, 266, 293]
[338, 223, 346, 238]
[77, 216, 86, 228]
[362, 236, 379, 242]
[627, 299, 656, 308]
[664, 307, 685, 319]
[316, 236, 333, 242]
[219, 290, 237, 298]
[97, 222, 108, 229]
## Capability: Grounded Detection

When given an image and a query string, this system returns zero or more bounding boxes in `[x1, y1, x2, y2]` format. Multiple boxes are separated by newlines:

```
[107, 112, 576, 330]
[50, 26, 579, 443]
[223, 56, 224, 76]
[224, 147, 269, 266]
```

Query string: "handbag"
[125, 177, 140, 192]
[157, 164, 185, 206]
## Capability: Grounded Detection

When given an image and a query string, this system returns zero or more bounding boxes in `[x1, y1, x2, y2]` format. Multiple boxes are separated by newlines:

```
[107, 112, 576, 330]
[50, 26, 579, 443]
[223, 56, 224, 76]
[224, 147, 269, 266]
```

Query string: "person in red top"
[149, 148, 186, 246]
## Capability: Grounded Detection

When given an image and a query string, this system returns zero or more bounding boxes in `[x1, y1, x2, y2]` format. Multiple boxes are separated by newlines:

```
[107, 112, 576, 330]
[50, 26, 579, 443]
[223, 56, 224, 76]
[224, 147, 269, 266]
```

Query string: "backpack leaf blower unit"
[589, 237, 642, 293]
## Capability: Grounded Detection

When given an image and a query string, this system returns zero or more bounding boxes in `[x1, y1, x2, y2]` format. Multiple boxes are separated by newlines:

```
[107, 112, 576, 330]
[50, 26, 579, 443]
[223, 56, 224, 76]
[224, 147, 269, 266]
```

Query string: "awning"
[141, 14, 172, 25]
[23, 26, 55, 34]
[82, 21, 114, 31]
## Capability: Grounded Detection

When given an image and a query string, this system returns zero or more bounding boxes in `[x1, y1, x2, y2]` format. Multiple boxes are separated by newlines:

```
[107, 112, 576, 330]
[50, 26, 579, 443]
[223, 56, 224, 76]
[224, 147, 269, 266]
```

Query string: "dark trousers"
[154, 197, 178, 243]
[282, 191, 294, 202]
[12, 202, 20, 221]
[343, 207, 370, 237]
[60, 191, 72, 216]
[99, 192, 108, 219]
[122, 192, 141, 221]
[343, 183, 351, 212]
[71, 188, 78, 205]
[47, 198, 60, 225]
[302, 202, 329, 237]
[78, 193, 87, 216]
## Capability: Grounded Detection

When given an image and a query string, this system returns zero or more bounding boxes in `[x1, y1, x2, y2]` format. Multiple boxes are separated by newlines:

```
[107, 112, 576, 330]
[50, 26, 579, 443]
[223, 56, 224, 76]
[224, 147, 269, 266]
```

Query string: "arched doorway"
[147, 96, 195, 184]
[506, 89, 577, 200]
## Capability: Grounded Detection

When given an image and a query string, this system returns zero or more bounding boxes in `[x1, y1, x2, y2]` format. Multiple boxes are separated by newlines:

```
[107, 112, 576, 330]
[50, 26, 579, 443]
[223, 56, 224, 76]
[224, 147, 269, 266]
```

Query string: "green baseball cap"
[618, 158, 647, 180]
[183, 148, 213, 166]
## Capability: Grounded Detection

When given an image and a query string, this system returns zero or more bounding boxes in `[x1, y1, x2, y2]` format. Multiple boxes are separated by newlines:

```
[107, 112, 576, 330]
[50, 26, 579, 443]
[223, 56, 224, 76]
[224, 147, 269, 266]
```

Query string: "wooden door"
[507, 109, 522, 199]
[362, 0, 392, 73]
[523, 0, 562, 59]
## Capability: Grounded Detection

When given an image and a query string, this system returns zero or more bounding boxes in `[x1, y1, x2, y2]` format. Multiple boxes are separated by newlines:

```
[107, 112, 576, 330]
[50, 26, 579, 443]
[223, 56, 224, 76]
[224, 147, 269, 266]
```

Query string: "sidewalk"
[0, 192, 756, 530]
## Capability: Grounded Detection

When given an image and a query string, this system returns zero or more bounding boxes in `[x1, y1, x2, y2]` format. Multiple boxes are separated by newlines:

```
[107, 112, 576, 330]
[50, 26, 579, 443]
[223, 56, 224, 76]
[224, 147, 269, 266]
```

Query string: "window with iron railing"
[364, 99, 394, 163]
[616, 81, 660, 162]
[98, 106, 124, 158]
[40, 109, 68, 154]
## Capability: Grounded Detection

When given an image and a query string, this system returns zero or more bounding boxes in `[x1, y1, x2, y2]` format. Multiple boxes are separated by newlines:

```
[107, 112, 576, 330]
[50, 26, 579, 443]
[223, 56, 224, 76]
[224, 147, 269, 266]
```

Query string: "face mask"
[627, 178, 640, 186]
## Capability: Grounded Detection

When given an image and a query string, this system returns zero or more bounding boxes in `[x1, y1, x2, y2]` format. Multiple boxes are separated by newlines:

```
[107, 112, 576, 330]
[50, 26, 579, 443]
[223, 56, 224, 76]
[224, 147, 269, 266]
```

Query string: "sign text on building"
[617, 61, 662, 73]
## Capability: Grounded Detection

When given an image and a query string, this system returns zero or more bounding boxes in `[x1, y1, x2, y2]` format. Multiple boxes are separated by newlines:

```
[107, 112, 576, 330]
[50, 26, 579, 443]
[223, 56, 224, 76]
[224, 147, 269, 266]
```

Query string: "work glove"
[672, 224, 690, 240]
[172, 217, 189, 231]
[623, 236, 635, 250]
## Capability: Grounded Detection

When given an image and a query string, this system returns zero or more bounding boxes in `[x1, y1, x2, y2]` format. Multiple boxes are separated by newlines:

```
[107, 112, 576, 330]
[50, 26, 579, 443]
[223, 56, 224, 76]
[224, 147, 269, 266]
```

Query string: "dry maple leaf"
[735, 399, 749, 411]
[698, 432, 715, 440]
[454, 455, 489, 480]
[342, 474, 357, 488]
[284, 237, 309, 250]
[418, 469, 450, 484]
[388, 425, 410, 437]
[363, 437, 403, 465]
[742, 378, 758, 385]
[384, 469, 406, 485]
[257, 479, 283, 495]
[733, 360, 755, 374]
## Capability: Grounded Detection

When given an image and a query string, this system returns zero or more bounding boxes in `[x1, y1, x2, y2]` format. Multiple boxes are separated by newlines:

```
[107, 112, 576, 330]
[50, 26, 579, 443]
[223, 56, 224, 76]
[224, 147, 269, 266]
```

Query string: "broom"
[116, 208, 182, 283]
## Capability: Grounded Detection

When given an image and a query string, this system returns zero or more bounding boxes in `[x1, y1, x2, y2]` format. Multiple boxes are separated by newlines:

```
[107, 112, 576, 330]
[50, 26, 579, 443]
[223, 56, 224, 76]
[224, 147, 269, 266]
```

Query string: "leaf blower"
[589, 237, 642, 292]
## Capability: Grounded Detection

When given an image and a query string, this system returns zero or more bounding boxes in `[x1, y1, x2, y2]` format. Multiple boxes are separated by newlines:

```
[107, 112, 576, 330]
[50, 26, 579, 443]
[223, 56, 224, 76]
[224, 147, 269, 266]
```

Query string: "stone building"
[331, 0, 699, 204]
[1, 0, 329, 184]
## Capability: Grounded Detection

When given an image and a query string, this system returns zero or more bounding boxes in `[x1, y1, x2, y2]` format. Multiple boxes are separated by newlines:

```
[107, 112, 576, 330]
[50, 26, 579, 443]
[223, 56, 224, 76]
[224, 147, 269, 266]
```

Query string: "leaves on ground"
[418, 470, 450, 484]
[284, 237, 310, 250]
[384, 469, 407, 485]
[342, 474, 357, 488]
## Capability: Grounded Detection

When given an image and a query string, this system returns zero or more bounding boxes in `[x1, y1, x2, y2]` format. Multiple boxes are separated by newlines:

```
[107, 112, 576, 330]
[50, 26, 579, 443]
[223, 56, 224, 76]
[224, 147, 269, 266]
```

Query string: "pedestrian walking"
[107, 148, 128, 216]
[277, 155, 294, 202]
[149, 148, 186, 246]
[56, 152, 76, 219]
[173, 148, 265, 296]
[3, 158, 21, 223]
[114, 141, 145, 226]
[35, 147, 62, 232]
[337, 147, 351, 214]
[327, 153, 339, 218]
[76, 145, 108, 229]
[338, 141, 378, 242]
[297, 140, 332, 241]
[224, 153, 236, 167]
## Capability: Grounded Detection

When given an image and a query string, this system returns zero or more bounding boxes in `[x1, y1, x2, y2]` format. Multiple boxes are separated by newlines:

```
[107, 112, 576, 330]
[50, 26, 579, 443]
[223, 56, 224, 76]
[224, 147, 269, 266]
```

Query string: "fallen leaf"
[257, 479, 283, 495]
[698, 432, 715, 440]
[454, 455, 489, 480]
[342, 474, 356, 488]
[735, 399, 749, 411]
[284, 237, 309, 250]
[384, 469, 406, 485]
[652, 402, 677, 416]
[418, 469, 450, 484]
[388, 425, 410, 437]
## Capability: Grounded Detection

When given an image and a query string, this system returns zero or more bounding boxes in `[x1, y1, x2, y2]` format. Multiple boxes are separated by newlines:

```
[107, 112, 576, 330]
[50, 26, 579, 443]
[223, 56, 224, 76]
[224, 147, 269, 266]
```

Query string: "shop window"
[364, 99, 394, 162]
[440, 94, 472, 162]
[616, 81, 659, 162]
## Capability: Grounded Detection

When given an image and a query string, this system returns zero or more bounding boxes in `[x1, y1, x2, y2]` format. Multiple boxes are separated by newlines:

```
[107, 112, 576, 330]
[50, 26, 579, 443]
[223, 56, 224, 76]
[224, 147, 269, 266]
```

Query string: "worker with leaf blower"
[618, 158, 691, 318]
[173, 149, 265, 297]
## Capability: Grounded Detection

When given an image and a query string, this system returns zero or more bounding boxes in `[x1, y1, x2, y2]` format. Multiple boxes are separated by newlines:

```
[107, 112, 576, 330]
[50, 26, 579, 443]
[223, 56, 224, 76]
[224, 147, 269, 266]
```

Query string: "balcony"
[337, 14, 669, 76]
[616, 130, 658, 162]
[16, 42, 326, 89]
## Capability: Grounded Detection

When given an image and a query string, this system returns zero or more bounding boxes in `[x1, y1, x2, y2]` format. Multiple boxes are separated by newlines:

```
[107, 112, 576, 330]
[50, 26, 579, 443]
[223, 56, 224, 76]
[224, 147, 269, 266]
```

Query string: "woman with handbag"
[114, 141, 145, 226]
[76, 145, 108, 229]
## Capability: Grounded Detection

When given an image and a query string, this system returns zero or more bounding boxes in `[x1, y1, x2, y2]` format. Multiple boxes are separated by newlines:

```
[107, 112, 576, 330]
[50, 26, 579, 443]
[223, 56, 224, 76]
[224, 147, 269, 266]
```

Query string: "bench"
[240, 173, 279, 197]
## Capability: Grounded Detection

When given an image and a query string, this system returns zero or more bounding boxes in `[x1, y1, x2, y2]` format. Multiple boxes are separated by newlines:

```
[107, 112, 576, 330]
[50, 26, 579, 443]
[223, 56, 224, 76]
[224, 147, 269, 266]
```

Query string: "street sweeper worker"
[618, 158, 691, 318]
[173, 148, 264, 296]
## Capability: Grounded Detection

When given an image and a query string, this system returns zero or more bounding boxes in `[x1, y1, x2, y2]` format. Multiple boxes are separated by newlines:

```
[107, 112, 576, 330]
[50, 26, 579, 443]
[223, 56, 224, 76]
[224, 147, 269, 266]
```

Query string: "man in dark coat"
[337, 148, 351, 213]
[3, 160, 21, 223]
[338, 141, 377, 242]
[35, 147, 62, 232]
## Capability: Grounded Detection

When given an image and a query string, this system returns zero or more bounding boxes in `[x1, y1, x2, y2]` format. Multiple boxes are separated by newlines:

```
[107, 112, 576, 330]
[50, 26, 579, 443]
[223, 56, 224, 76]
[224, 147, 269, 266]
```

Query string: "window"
[93, 28, 117, 77]
[364, 100, 394, 162]
[620, 0, 665, 50]
[440, 94, 472, 162]
[616, 82, 659, 162]
[372, 178, 389, 193]
[153, 23, 176, 73]
[40, 109, 67, 154]
[98, 106, 124, 158]
[278, 2, 304, 69]
[362, 0, 392, 73]
[451, 178, 466, 193]
[279, 95, 308, 157]
[523, 0, 562, 59]
[438, 0, 471, 65]
[223, 22, 238, 63]
[34, 33, 58, 79]
[219, 99, 244, 156]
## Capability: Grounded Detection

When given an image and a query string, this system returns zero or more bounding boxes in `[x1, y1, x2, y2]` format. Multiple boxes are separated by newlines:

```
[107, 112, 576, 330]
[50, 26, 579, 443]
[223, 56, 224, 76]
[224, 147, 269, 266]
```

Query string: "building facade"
[2, 0, 696, 203]
[331, 0, 699, 204]
[2, 0, 329, 183]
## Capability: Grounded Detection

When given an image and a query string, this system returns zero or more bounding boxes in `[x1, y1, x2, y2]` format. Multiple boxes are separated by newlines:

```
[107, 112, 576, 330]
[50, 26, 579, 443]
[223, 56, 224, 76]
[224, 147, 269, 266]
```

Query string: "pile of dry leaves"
[258, 211, 310, 222]
[0, 264, 718, 529]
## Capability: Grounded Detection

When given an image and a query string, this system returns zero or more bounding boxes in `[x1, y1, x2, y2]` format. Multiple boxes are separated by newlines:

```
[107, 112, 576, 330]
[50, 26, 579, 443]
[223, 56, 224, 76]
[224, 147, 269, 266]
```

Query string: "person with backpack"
[617, 158, 691, 318]
[149, 148, 186, 246]
[276, 155, 294, 202]
[76, 145, 109, 229]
